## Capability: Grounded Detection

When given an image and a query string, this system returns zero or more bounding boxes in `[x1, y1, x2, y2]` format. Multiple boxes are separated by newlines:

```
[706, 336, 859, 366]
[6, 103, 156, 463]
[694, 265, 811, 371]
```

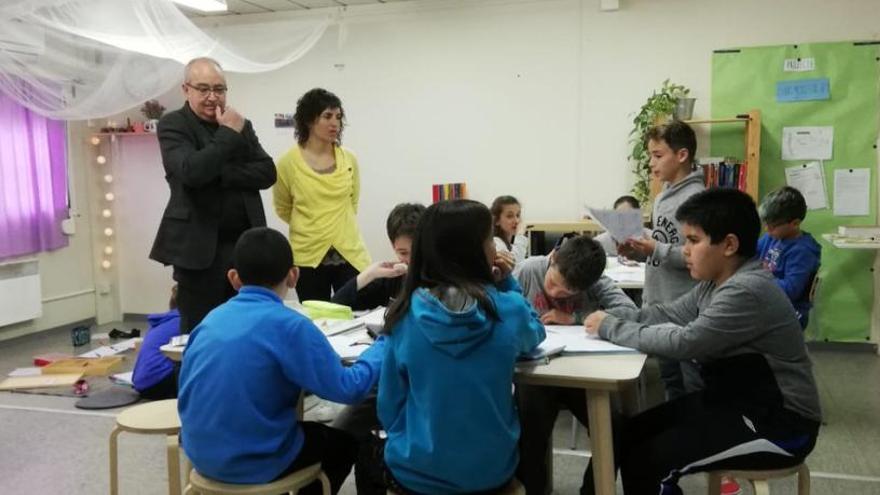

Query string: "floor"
[1, 322, 879, 494]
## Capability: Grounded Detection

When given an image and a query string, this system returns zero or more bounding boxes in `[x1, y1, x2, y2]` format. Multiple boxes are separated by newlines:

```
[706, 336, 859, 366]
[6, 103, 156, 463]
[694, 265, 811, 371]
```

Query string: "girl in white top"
[491, 195, 529, 264]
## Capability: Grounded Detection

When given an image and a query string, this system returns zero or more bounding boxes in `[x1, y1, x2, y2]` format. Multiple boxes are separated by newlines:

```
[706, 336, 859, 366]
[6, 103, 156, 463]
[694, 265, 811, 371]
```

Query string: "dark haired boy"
[758, 186, 821, 328]
[586, 188, 821, 495]
[332, 203, 425, 310]
[513, 235, 637, 494]
[178, 227, 385, 493]
[621, 119, 705, 400]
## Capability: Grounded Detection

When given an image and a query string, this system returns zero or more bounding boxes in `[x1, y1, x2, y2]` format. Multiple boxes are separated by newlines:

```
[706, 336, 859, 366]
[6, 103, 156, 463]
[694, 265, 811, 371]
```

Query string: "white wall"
[78, 0, 880, 315]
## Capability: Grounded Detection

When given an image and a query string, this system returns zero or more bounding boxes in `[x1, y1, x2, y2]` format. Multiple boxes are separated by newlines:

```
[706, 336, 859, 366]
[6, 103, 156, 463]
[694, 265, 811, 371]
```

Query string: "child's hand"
[492, 251, 515, 282]
[584, 310, 607, 336]
[623, 237, 656, 258]
[357, 261, 407, 289]
[540, 309, 575, 325]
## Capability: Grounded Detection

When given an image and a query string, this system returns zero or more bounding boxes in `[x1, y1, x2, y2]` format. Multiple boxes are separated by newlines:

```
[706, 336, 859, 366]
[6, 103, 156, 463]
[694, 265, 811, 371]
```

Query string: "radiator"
[0, 259, 42, 327]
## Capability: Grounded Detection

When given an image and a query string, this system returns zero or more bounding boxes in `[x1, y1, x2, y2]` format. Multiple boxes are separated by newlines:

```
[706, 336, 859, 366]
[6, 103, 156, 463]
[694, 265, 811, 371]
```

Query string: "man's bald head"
[181, 58, 227, 122]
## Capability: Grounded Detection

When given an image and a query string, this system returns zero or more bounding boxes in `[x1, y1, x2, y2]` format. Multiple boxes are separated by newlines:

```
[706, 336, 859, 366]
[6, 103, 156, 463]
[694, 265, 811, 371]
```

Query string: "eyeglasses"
[185, 83, 227, 97]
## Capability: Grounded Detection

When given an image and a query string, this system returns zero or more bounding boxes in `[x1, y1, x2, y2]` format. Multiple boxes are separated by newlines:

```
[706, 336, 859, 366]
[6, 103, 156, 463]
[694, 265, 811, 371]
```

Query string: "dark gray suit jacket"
[149, 103, 276, 270]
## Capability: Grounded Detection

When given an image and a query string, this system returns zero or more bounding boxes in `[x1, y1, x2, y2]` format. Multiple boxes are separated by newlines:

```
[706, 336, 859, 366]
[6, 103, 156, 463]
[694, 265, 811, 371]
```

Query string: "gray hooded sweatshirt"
[644, 169, 705, 306]
[600, 259, 822, 422]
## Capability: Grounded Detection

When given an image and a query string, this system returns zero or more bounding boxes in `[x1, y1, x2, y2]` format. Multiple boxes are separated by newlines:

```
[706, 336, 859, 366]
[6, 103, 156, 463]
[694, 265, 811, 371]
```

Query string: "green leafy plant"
[628, 80, 691, 205]
[140, 99, 165, 120]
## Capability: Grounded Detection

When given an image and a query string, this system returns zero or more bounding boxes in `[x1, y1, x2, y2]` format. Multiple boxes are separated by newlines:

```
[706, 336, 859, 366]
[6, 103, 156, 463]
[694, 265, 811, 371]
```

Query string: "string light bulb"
[103, 174, 113, 183]
[104, 246, 114, 255]
[96, 155, 106, 165]
[104, 227, 114, 237]
[102, 209, 112, 218]
[105, 192, 115, 201]
[90, 136, 101, 146]
[101, 260, 112, 270]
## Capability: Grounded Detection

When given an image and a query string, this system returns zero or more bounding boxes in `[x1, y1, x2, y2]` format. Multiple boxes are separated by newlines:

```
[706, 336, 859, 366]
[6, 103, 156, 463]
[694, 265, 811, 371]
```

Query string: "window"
[0, 91, 69, 260]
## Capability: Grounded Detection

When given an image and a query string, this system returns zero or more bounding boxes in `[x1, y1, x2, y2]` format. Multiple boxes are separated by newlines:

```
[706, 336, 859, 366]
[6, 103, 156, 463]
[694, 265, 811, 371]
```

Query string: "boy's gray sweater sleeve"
[606, 284, 702, 325]
[591, 276, 638, 312]
[598, 282, 761, 360]
[652, 241, 687, 268]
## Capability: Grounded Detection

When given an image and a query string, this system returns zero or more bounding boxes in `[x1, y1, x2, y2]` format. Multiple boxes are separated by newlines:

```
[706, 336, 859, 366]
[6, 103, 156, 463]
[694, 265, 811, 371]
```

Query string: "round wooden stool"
[386, 478, 524, 495]
[109, 399, 182, 495]
[185, 463, 330, 495]
[707, 463, 810, 495]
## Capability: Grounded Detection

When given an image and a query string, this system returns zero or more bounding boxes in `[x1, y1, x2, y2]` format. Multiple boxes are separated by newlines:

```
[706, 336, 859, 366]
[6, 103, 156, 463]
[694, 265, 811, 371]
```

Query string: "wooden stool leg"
[166, 434, 182, 495]
[706, 472, 722, 495]
[109, 426, 122, 495]
[798, 464, 811, 495]
[751, 479, 770, 495]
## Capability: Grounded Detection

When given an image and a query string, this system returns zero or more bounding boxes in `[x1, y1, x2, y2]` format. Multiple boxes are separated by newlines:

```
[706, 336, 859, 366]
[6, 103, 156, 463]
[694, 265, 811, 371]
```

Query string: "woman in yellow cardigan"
[273, 88, 371, 302]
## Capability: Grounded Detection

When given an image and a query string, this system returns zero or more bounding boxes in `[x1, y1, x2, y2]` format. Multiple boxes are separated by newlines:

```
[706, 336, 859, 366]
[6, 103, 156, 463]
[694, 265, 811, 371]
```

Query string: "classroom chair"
[185, 463, 330, 495]
[109, 398, 183, 495]
[707, 463, 810, 495]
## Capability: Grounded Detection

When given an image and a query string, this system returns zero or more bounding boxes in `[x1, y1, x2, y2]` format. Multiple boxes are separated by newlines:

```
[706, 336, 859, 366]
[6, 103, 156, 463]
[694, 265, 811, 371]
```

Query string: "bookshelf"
[650, 109, 762, 202]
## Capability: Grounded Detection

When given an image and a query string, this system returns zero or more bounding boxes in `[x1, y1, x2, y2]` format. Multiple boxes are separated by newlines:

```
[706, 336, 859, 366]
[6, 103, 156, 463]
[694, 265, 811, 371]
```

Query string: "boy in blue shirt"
[757, 186, 821, 328]
[178, 227, 385, 493]
[132, 285, 180, 400]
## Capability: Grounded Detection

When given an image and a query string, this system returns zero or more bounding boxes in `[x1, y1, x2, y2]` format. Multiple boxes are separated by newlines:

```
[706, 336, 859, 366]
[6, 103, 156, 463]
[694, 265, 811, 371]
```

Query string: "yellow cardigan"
[272, 145, 371, 270]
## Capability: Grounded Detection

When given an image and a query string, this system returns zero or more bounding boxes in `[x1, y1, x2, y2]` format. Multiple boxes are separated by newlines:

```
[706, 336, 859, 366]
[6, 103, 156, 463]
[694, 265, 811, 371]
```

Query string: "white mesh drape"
[0, 0, 331, 119]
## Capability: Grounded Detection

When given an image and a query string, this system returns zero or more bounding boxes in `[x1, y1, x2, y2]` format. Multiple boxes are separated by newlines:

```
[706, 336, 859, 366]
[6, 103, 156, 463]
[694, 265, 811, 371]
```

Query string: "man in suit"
[150, 58, 276, 333]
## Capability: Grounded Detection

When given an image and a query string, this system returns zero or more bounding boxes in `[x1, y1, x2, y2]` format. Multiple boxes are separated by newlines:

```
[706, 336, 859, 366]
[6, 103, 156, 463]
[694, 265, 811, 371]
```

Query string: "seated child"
[513, 235, 638, 494]
[585, 188, 821, 495]
[491, 195, 529, 263]
[332, 203, 425, 311]
[757, 186, 821, 328]
[132, 285, 180, 400]
[178, 227, 385, 493]
[593, 195, 652, 256]
[356, 199, 545, 494]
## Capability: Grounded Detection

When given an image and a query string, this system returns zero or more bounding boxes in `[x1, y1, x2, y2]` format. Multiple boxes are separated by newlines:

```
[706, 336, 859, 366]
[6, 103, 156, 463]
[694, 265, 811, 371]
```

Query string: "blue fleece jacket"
[132, 309, 180, 392]
[178, 286, 385, 484]
[757, 232, 821, 327]
[378, 276, 545, 494]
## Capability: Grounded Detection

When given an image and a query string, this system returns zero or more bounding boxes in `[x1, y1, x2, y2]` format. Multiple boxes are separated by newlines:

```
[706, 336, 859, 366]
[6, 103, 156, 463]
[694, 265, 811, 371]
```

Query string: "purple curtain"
[0, 91, 69, 260]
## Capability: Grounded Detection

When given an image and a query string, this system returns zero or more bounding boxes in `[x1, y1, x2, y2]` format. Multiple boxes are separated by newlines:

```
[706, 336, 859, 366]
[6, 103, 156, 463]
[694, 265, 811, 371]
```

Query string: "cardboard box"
[42, 357, 123, 377]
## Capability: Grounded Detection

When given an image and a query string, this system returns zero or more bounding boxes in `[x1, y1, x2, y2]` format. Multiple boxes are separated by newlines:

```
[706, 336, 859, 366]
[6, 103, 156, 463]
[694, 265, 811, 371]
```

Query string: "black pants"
[173, 241, 237, 334]
[296, 262, 359, 302]
[138, 365, 179, 400]
[331, 394, 379, 439]
[274, 422, 358, 495]
[516, 384, 597, 495]
[616, 392, 819, 494]
[658, 357, 704, 400]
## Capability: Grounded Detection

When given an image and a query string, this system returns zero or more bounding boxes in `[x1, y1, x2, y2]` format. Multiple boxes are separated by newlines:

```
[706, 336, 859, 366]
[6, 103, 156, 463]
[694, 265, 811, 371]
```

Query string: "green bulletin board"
[711, 41, 878, 342]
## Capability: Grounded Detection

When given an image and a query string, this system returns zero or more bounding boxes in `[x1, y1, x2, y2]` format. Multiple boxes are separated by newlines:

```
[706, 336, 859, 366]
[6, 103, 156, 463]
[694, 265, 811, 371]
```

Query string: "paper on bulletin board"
[784, 161, 827, 210]
[834, 168, 871, 216]
[782, 127, 833, 160]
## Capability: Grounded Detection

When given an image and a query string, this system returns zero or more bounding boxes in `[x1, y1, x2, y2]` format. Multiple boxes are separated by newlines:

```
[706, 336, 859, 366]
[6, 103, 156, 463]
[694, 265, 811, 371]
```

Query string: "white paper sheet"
[110, 371, 134, 386]
[784, 161, 828, 210]
[834, 168, 871, 216]
[587, 207, 644, 243]
[545, 326, 638, 354]
[603, 256, 646, 285]
[328, 329, 373, 360]
[782, 127, 833, 160]
[8, 367, 42, 377]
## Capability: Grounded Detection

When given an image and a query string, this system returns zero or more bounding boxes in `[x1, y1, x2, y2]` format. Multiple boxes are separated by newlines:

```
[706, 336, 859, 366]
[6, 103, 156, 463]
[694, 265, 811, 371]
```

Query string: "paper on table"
[784, 161, 827, 210]
[834, 168, 871, 216]
[782, 127, 833, 160]
[545, 326, 638, 354]
[328, 329, 372, 360]
[517, 340, 566, 363]
[313, 318, 365, 337]
[587, 207, 644, 243]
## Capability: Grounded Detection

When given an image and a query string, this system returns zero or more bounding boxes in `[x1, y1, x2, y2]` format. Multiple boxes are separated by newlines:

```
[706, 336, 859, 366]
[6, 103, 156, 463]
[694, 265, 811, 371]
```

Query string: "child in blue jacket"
[178, 227, 384, 493]
[355, 200, 545, 494]
[757, 186, 821, 328]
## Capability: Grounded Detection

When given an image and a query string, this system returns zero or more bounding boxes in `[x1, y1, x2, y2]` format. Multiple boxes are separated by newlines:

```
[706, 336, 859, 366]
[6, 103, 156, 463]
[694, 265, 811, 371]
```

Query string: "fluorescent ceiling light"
[170, 0, 228, 13]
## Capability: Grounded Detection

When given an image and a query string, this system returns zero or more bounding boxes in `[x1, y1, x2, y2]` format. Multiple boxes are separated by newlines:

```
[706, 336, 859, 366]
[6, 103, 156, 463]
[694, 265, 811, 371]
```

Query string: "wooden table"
[515, 353, 647, 495]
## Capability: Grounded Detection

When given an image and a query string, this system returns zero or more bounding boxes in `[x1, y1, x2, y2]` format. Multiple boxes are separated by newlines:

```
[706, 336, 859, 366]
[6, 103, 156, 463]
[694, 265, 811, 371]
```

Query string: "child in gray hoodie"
[620, 120, 705, 399]
[586, 189, 821, 495]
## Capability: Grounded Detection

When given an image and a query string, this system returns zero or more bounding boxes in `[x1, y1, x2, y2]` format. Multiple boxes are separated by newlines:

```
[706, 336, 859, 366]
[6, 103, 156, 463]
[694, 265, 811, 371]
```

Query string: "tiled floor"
[1, 323, 878, 494]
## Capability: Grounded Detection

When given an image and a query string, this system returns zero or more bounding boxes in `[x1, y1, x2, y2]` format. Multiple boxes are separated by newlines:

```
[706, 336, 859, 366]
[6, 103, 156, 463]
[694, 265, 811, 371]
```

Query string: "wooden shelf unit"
[651, 109, 761, 202]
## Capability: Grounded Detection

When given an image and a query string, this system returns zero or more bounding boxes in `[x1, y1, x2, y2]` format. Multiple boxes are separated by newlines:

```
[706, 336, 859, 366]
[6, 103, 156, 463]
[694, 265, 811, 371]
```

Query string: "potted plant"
[628, 80, 691, 205]
[140, 100, 166, 133]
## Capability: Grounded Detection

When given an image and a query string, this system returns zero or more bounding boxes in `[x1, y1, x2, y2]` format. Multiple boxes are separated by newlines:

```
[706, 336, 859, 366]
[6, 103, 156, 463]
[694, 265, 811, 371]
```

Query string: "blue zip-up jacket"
[178, 286, 385, 484]
[132, 309, 180, 392]
[378, 276, 545, 494]
[757, 232, 821, 327]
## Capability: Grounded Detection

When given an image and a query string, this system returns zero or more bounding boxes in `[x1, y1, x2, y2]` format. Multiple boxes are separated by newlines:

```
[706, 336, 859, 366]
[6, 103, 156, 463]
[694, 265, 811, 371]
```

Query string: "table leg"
[586, 390, 615, 495]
